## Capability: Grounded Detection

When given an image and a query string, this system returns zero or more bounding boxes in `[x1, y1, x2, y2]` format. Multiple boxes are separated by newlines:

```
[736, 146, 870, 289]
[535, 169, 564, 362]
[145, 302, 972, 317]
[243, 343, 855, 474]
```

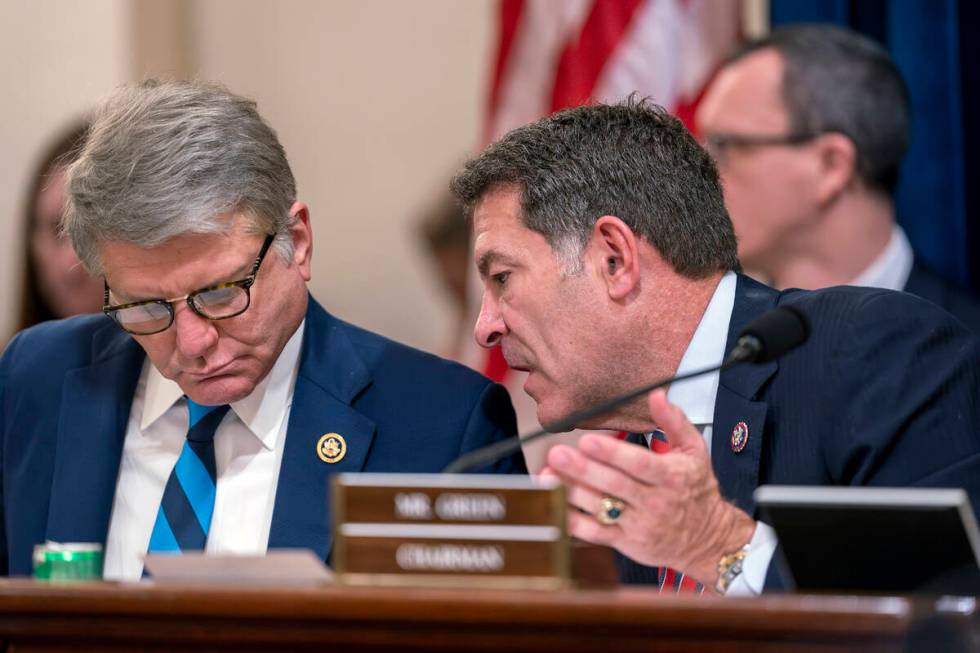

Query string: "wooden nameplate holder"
[333, 474, 614, 590]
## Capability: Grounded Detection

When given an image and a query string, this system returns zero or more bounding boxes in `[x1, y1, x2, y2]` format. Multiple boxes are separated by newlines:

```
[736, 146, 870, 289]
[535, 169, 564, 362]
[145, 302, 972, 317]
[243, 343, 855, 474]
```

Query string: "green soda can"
[33, 542, 103, 581]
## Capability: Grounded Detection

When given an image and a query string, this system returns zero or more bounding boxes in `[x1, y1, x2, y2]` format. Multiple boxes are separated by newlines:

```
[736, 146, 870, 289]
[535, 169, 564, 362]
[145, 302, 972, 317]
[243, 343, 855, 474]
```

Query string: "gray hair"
[64, 80, 297, 274]
[729, 24, 910, 195]
[451, 98, 739, 278]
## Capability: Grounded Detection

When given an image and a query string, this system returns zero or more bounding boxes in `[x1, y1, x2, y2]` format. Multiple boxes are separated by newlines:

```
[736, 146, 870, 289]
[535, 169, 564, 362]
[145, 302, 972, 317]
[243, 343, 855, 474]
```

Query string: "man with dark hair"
[0, 80, 524, 579]
[695, 24, 980, 330]
[452, 99, 980, 594]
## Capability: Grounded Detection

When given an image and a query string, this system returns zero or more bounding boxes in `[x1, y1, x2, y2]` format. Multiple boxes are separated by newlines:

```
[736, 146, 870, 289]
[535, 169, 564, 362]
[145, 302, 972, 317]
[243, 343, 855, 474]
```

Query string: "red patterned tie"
[650, 429, 704, 594]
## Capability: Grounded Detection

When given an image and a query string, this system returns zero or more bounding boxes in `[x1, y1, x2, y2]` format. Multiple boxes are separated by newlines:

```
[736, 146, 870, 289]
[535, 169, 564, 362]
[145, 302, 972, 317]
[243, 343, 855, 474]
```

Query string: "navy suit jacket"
[0, 297, 525, 576]
[905, 258, 980, 333]
[618, 275, 980, 588]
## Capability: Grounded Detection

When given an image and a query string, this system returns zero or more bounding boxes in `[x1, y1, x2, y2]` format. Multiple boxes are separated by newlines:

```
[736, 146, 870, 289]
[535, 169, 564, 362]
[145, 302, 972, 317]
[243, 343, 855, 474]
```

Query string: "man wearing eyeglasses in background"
[695, 24, 980, 331]
[0, 80, 525, 579]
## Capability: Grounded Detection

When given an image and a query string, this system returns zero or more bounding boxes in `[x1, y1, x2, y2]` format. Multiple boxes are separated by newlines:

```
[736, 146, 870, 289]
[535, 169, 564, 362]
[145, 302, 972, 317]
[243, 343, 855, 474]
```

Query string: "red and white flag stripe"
[486, 0, 742, 144]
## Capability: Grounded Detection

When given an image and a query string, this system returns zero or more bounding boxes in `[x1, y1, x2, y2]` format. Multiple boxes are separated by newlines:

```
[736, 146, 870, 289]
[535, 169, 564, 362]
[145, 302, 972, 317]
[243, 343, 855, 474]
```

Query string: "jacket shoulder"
[905, 260, 980, 333]
[778, 283, 970, 332]
[2, 315, 120, 376]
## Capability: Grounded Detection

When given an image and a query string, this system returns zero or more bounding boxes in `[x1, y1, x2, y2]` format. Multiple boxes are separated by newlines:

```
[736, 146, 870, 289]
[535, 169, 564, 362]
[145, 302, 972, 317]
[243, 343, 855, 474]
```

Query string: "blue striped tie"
[147, 400, 230, 553]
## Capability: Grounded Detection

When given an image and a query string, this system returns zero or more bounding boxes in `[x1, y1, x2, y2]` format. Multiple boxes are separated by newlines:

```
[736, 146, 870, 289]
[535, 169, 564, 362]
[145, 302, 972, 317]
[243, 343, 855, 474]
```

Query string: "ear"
[813, 132, 857, 205]
[288, 201, 313, 282]
[587, 216, 641, 301]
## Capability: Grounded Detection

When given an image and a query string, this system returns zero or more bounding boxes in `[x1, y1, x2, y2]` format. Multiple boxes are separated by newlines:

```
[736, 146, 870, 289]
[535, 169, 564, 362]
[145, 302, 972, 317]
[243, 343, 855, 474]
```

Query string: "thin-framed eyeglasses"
[702, 131, 820, 164]
[103, 233, 275, 336]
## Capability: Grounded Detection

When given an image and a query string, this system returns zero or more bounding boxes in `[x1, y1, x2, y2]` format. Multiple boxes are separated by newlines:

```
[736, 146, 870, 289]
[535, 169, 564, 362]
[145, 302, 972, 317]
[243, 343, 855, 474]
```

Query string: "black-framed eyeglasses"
[702, 131, 820, 163]
[103, 234, 275, 335]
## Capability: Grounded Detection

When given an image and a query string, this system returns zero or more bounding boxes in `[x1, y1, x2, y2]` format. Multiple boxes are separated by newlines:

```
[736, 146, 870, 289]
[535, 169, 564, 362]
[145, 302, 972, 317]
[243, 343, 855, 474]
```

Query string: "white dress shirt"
[650, 271, 777, 595]
[848, 225, 914, 291]
[102, 320, 305, 581]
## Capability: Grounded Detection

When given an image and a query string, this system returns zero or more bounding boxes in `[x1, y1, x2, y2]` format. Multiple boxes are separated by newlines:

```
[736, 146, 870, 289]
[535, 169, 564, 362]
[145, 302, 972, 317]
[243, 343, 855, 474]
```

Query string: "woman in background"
[16, 123, 102, 333]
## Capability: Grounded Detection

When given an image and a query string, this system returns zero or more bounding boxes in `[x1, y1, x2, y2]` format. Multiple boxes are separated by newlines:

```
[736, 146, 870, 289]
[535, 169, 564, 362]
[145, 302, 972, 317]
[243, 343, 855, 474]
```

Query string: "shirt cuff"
[722, 521, 777, 596]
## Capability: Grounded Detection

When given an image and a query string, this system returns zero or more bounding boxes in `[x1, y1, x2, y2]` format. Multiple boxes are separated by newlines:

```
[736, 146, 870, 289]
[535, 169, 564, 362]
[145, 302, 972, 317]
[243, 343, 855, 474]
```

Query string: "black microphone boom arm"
[443, 304, 809, 474]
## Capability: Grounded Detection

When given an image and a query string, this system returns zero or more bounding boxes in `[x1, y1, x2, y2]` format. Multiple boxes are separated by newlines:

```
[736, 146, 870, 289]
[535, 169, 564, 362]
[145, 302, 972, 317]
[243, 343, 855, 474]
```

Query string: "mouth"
[501, 344, 532, 374]
[183, 359, 237, 381]
[506, 364, 537, 395]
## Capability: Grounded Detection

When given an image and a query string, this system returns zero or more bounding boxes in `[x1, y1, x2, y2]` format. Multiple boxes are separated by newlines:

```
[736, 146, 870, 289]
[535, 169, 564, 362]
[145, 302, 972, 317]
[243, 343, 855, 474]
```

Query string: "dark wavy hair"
[452, 97, 739, 278]
[17, 122, 89, 332]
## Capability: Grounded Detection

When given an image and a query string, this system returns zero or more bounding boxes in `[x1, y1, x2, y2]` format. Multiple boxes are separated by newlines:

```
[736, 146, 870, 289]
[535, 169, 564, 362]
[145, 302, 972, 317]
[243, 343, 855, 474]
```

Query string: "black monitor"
[754, 486, 980, 594]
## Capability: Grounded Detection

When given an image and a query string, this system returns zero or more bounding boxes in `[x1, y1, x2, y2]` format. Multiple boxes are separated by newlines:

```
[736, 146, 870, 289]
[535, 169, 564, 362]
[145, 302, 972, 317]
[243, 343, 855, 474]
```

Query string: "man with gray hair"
[0, 80, 524, 579]
[695, 24, 980, 331]
[452, 98, 980, 593]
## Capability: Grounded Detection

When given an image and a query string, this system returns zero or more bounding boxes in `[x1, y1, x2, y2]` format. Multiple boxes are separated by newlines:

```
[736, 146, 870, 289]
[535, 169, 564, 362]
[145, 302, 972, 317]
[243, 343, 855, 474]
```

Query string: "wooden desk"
[0, 579, 974, 652]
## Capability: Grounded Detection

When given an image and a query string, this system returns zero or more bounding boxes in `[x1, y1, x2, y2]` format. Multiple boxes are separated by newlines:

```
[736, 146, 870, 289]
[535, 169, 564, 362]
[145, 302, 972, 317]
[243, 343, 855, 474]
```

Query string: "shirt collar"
[665, 271, 737, 426]
[141, 319, 306, 450]
[848, 225, 914, 291]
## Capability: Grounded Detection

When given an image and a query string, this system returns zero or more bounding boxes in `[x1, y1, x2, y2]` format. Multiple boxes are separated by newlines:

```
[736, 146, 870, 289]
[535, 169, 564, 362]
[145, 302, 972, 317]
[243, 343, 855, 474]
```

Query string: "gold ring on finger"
[596, 496, 626, 525]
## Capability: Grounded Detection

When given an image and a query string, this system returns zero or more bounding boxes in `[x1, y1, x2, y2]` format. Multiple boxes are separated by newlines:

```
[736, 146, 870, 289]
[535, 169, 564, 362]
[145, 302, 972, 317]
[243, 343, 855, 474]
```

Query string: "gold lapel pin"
[731, 421, 749, 453]
[317, 433, 347, 464]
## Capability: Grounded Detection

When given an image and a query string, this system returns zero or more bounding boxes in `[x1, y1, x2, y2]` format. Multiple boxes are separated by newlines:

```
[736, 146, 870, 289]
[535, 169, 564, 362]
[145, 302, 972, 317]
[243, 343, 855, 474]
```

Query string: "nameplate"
[332, 474, 569, 589]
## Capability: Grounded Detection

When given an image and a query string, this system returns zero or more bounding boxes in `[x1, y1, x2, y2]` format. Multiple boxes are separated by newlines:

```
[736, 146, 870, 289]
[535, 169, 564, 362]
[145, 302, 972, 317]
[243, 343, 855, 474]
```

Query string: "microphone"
[727, 304, 809, 364]
[443, 305, 809, 474]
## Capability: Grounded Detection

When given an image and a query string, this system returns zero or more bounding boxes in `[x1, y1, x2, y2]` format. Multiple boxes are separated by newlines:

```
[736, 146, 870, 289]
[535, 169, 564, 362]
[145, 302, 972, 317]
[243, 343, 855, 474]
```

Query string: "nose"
[173, 303, 219, 360]
[474, 290, 507, 348]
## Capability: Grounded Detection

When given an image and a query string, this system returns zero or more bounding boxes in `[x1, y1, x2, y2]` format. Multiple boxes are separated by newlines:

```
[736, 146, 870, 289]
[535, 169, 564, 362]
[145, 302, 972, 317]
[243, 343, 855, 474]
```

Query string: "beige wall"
[0, 0, 130, 339]
[1, 0, 492, 353]
[187, 0, 492, 352]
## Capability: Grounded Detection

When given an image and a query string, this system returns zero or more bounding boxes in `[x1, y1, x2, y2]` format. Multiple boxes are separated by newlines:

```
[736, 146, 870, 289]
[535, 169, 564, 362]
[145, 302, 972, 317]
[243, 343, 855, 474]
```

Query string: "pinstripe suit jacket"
[617, 274, 980, 589]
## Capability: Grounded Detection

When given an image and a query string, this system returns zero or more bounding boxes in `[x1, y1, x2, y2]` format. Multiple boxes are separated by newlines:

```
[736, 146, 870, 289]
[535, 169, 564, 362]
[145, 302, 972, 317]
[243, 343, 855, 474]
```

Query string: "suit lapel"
[268, 299, 376, 561]
[45, 299, 378, 560]
[46, 323, 144, 544]
[711, 276, 779, 516]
